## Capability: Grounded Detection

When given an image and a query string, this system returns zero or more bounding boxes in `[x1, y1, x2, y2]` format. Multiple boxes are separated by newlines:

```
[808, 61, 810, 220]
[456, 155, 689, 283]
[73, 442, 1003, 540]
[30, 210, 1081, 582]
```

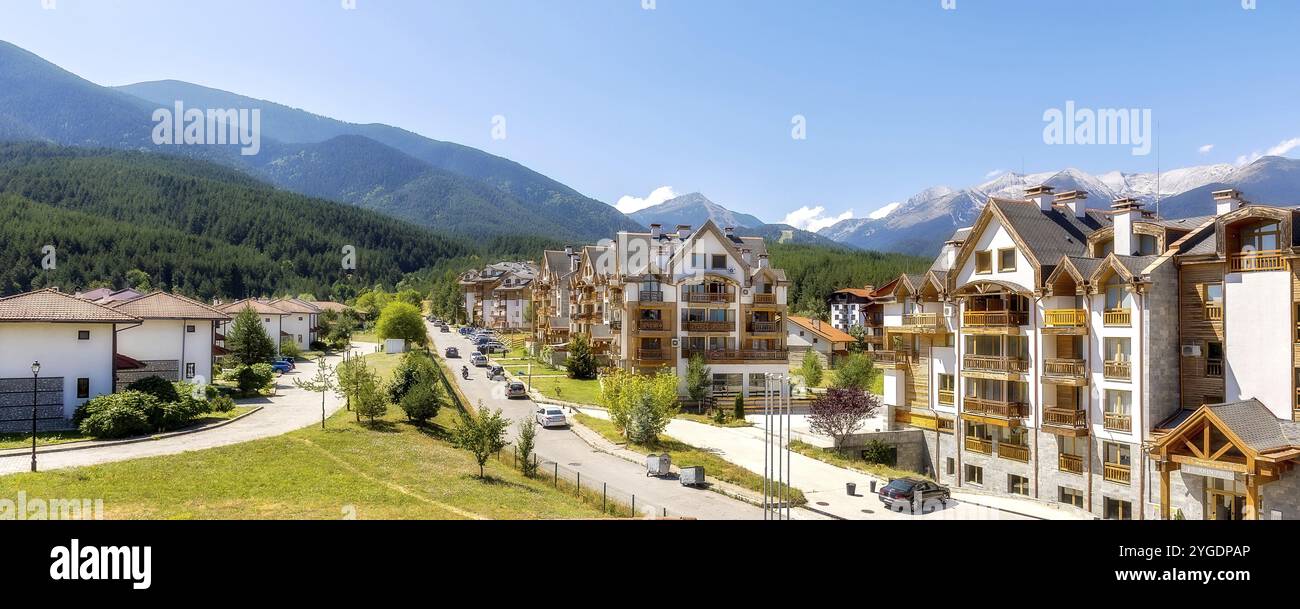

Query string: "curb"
[0, 406, 264, 459]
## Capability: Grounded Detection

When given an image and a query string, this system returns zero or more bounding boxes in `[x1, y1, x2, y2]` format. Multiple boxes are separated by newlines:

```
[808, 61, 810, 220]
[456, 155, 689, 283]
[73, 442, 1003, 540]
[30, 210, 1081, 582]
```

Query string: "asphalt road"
[429, 322, 768, 520]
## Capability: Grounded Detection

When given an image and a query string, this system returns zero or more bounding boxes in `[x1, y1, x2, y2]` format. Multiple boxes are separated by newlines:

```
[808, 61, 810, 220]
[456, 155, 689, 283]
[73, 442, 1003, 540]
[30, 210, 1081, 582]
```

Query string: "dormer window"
[997, 248, 1016, 272]
[975, 251, 992, 274]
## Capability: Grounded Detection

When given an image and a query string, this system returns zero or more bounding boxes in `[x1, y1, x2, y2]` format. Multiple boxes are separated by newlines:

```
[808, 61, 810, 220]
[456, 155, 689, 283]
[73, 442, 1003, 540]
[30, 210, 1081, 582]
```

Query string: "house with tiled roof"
[786, 315, 854, 367]
[216, 299, 289, 355]
[0, 288, 141, 432]
[269, 298, 320, 351]
[109, 292, 230, 387]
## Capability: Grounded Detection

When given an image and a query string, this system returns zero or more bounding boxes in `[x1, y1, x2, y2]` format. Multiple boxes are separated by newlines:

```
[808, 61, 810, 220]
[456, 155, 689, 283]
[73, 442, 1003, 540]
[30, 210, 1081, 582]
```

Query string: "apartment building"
[826, 278, 898, 352]
[558, 221, 790, 397]
[877, 186, 1300, 520]
[269, 298, 320, 351]
[110, 291, 230, 386]
[533, 247, 582, 356]
[459, 261, 537, 331]
[217, 299, 288, 355]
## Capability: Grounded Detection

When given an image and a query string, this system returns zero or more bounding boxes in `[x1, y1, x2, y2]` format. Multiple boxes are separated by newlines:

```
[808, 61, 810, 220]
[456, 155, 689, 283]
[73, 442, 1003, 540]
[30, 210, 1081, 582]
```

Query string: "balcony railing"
[999, 443, 1029, 463]
[748, 321, 780, 333]
[1058, 454, 1084, 474]
[683, 292, 735, 304]
[684, 321, 733, 332]
[1103, 360, 1130, 381]
[965, 437, 992, 454]
[963, 354, 1029, 374]
[1207, 358, 1224, 378]
[1204, 303, 1223, 322]
[637, 319, 665, 331]
[1043, 358, 1086, 379]
[1103, 309, 1131, 327]
[963, 397, 1028, 419]
[639, 291, 664, 303]
[636, 348, 670, 360]
[1104, 463, 1132, 484]
[753, 293, 777, 305]
[963, 310, 1028, 328]
[1103, 412, 1132, 432]
[870, 351, 911, 366]
[680, 349, 789, 363]
[938, 389, 955, 405]
[1044, 309, 1087, 328]
[1043, 407, 1087, 430]
[902, 313, 943, 330]
[609, 320, 622, 331]
[1229, 249, 1285, 273]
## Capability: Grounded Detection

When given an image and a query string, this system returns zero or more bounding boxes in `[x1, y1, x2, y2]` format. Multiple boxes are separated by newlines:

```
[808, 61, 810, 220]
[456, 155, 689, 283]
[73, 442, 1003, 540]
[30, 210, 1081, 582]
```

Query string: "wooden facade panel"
[1179, 262, 1226, 410]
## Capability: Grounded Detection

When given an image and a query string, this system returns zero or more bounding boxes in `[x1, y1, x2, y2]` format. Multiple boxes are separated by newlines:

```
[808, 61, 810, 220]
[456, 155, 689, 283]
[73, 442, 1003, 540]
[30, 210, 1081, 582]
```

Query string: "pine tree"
[227, 307, 277, 365]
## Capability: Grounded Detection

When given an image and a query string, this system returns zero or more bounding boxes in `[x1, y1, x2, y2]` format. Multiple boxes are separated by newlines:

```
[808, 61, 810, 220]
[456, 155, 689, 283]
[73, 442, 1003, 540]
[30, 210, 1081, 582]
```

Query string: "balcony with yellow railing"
[965, 436, 992, 454]
[900, 312, 946, 334]
[636, 319, 666, 331]
[683, 320, 733, 333]
[680, 349, 790, 363]
[1059, 453, 1084, 474]
[1103, 309, 1131, 327]
[639, 290, 665, 303]
[1043, 407, 1088, 435]
[748, 320, 780, 334]
[636, 348, 670, 361]
[998, 443, 1029, 463]
[963, 397, 1029, 419]
[753, 293, 778, 305]
[1103, 412, 1132, 433]
[1229, 249, 1286, 273]
[963, 354, 1029, 375]
[963, 310, 1028, 329]
[1204, 303, 1223, 322]
[869, 350, 911, 369]
[1103, 463, 1131, 484]
[1044, 309, 1087, 329]
[1043, 358, 1087, 384]
[938, 389, 955, 405]
[683, 291, 735, 304]
[1103, 360, 1131, 381]
[1207, 358, 1224, 378]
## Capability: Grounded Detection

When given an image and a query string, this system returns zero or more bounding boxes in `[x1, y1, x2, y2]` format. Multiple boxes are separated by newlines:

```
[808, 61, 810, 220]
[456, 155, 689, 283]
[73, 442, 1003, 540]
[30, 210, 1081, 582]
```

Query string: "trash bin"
[646, 453, 671, 477]
[680, 466, 705, 487]
[846, 482, 857, 496]
[870, 480, 877, 493]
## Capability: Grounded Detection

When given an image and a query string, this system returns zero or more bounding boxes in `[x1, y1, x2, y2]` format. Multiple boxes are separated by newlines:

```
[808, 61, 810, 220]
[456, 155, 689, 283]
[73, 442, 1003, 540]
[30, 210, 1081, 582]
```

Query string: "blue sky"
[3, 0, 1298, 230]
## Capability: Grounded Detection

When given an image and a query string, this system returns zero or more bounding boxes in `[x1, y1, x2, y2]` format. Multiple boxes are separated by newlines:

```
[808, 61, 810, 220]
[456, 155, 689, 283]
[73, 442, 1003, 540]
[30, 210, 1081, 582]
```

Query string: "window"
[186, 324, 196, 333]
[964, 464, 983, 486]
[1059, 487, 1084, 508]
[1104, 497, 1133, 520]
[1239, 220, 1281, 252]
[1008, 474, 1029, 496]
[1104, 277, 1129, 310]
[297, 335, 303, 343]
[937, 374, 955, 405]
[712, 254, 727, 270]
[1137, 234, 1159, 256]
[1105, 390, 1132, 418]
[264, 318, 270, 323]
[975, 251, 992, 274]
[77, 330, 90, 340]
[1104, 442, 1131, 467]
[298, 316, 304, 321]
[946, 458, 955, 476]
[1203, 283, 1223, 306]
[186, 363, 196, 379]
[76, 378, 89, 399]
[1206, 342, 1224, 377]
[997, 248, 1017, 272]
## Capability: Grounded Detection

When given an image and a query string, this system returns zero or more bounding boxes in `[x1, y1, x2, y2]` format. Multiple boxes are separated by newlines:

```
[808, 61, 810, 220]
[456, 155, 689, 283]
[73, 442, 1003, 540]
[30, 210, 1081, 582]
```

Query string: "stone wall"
[838, 428, 930, 474]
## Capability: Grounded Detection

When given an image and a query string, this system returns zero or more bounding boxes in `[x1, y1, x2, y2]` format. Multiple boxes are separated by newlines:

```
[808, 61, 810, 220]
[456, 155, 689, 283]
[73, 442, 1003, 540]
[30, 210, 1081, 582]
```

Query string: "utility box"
[680, 466, 705, 487]
[384, 339, 407, 354]
[646, 453, 671, 477]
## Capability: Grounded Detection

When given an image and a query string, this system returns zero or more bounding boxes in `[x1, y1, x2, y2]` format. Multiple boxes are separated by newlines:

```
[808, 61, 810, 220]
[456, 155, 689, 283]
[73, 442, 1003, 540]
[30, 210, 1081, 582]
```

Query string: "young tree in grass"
[832, 353, 877, 392]
[799, 350, 825, 388]
[602, 371, 679, 445]
[346, 361, 386, 424]
[293, 362, 337, 430]
[846, 325, 868, 353]
[808, 388, 880, 452]
[516, 415, 538, 477]
[453, 404, 510, 478]
[227, 306, 277, 365]
[376, 301, 427, 348]
[564, 334, 598, 380]
[335, 356, 365, 412]
[685, 353, 711, 407]
[398, 382, 442, 425]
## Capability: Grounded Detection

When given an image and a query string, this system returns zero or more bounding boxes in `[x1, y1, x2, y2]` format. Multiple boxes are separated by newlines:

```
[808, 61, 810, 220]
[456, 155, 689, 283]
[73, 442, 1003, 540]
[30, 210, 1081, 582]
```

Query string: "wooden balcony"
[609, 320, 622, 331]
[1103, 309, 1131, 327]
[684, 321, 733, 333]
[637, 319, 666, 331]
[753, 293, 778, 305]
[1204, 304, 1223, 322]
[683, 292, 735, 304]
[963, 397, 1028, 419]
[639, 291, 664, 303]
[1103, 360, 1130, 381]
[1104, 463, 1131, 484]
[1059, 453, 1084, 474]
[963, 310, 1027, 329]
[965, 436, 992, 454]
[963, 354, 1028, 374]
[1229, 249, 1285, 273]
[636, 348, 670, 361]
[869, 350, 911, 368]
[1042, 358, 1087, 384]
[1207, 358, 1224, 378]
[998, 443, 1029, 463]
[938, 389, 955, 405]
[680, 349, 789, 363]
[1103, 412, 1132, 433]
[1044, 309, 1087, 328]
[1043, 407, 1088, 435]
[748, 321, 780, 333]
[900, 312, 945, 333]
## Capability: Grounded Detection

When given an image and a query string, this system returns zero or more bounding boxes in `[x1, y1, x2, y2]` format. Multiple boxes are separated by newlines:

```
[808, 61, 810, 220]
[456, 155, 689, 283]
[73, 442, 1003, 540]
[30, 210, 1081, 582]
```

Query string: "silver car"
[535, 406, 567, 428]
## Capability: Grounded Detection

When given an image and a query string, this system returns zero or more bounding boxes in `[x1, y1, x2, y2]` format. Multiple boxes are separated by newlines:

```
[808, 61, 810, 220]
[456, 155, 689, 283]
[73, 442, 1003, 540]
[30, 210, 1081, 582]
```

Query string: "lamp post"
[30, 360, 40, 473]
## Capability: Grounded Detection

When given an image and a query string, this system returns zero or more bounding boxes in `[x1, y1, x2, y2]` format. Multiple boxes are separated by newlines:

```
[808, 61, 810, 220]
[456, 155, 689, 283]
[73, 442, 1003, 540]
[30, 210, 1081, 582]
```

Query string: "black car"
[878, 478, 949, 510]
[444, 347, 459, 358]
[487, 364, 505, 380]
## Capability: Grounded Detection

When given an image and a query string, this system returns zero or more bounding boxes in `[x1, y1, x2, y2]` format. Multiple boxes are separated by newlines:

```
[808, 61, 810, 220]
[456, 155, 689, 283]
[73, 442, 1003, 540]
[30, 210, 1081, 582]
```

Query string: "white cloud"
[868, 202, 902, 220]
[781, 205, 854, 232]
[1198, 144, 1214, 154]
[1236, 137, 1300, 166]
[615, 186, 677, 214]
[984, 169, 1007, 179]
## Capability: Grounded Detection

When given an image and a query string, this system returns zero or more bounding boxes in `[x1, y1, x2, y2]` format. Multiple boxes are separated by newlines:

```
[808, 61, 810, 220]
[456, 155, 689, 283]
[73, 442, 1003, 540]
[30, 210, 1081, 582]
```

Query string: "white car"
[535, 406, 568, 428]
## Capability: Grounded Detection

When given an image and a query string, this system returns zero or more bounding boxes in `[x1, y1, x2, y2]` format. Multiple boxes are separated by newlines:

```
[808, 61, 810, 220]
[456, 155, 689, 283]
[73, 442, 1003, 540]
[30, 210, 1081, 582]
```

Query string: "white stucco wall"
[0, 322, 116, 418]
[1225, 270, 1292, 419]
[281, 313, 313, 351]
[117, 319, 216, 383]
[954, 216, 1036, 291]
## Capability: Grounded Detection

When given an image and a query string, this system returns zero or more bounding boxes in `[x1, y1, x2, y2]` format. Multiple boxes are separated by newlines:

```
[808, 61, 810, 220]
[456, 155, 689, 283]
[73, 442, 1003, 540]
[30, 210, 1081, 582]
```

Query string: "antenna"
[1155, 121, 1161, 218]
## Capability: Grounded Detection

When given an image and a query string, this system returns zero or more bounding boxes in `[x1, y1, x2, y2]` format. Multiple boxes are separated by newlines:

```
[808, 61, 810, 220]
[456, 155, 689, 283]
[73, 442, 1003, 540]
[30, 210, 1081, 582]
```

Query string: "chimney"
[1055, 190, 1088, 218]
[676, 224, 692, 240]
[650, 223, 662, 238]
[1213, 189, 1247, 216]
[1111, 197, 1143, 256]
[741, 248, 752, 265]
[1025, 184, 1056, 212]
[758, 253, 770, 269]
[724, 226, 735, 237]
[564, 245, 573, 256]
[943, 239, 962, 270]
[863, 284, 875, 293]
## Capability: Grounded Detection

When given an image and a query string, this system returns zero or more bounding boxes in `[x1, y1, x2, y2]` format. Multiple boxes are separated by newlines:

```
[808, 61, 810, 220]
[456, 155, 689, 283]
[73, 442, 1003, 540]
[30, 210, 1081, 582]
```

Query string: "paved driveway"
[0, 345, 369, 476]
[431, 324, 772, 520]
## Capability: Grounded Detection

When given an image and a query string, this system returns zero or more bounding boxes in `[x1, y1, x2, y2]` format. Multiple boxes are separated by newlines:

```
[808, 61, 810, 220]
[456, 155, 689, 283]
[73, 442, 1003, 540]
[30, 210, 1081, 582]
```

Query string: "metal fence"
[497, 446, 686, 519]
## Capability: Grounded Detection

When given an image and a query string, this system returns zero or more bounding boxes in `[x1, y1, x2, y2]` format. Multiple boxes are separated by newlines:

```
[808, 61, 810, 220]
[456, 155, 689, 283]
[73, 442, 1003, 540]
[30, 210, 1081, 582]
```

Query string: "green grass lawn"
[352, 330, 378, 344]
[574, 413, 805, 505]
[0, 393, 610, 520]
[675, 413, 753, 428]
[525, 375, 601, 405]
[0, 406, 259, 451]
[788, 440, 927, 482]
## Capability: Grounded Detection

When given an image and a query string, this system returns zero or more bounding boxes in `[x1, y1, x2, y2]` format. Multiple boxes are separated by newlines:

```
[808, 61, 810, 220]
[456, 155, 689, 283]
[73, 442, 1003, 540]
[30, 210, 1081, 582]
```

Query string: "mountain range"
[628, 192, 848, 249]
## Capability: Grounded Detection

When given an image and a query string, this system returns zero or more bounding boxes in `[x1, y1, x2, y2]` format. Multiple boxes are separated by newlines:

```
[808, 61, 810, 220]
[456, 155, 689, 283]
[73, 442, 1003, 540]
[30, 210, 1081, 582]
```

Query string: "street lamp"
[30, 361, 40, 473]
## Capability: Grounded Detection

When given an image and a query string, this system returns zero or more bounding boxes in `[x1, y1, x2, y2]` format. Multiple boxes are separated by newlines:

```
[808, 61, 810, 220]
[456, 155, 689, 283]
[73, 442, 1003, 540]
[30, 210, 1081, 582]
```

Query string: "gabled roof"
[219, 299, 287, 316]
[94, 288, 144, 304]
[269, 298, 320, 314]
[1091, 253, 1159, 284]
[310, 301, 350, 313]
[954, 198, 1108, 288]
[0, 288, 140, 323]
[110, 291, 230, 321]
[787, 315, 854, 343]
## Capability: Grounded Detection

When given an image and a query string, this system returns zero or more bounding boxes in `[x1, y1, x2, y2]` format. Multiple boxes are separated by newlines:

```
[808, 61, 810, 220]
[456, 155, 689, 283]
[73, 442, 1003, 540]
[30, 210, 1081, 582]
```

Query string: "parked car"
[535, 406, 568, 428]
[270, 361, 292, 373]
[878, 478, 950, 509]
[444, 347, 459, 358]
[506, 382, 527, 399]
[439, 325, 450, 333]
[470, 352, 489, 367]
[276, 357, 295, 370]
[459, 327, 474, 335]
[479, 342, 507, 354]
[487, 364, 505, 380]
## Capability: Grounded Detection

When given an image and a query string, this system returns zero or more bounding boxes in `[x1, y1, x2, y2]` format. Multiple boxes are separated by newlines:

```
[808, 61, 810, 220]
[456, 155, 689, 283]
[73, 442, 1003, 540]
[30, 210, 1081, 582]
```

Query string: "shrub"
[800, 350, 824, 387]
[310, 340, 328, 351]
[564, 334, 598, 380]
[280, 340, 302, 360]
[861, 439, 896, 465]
[126, 375, 181, 404]
[235, 364, 275, 395]
[399, 383, 441, 424]
[734, 393, 745, 420]
[77, 392, 158, 439]
[832, 353, 877, 391]
[386, 351, 438, 404]
[209, 395, 236, 413]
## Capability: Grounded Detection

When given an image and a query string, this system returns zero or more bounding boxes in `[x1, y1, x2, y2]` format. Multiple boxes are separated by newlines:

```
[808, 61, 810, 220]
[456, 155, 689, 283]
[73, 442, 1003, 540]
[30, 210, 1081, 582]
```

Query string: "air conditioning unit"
[671, 338, 680, 348]
[1181, 344, 1202, 357]
[943, 304, 956, 318]
[742, 288, 752, 297]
